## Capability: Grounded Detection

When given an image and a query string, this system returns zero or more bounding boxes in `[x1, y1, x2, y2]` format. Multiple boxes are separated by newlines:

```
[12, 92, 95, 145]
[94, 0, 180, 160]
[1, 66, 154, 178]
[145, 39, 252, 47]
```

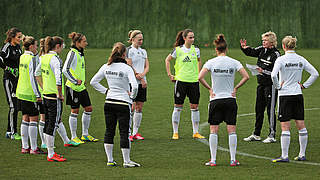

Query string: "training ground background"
[0, 48, 319, 179]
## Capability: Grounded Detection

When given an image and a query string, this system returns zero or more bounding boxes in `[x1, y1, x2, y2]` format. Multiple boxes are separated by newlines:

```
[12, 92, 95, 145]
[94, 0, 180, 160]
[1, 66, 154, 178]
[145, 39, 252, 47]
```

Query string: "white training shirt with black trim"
[62, 49, 78, 85]
[34, 51, 63, 86]
[90, 62, 138, 104]
[126, 45, 148, 84]
[170, 44, 200, 59]
[271, 50, 319, 96]
[203, 56, 243, 101]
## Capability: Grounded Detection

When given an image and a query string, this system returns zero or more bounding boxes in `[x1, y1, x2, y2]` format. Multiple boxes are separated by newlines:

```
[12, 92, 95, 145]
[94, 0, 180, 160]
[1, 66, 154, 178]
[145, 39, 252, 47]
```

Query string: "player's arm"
[128, 67, 138, 100]
[165, 54, 175, 82]
[271, 60, 282, 90]
[52, 57, 64, 101]
[63, 51, 81, 85]
[34, 58, 43, 89]
[29, 57, 41, 98]
[233, 68, 249, 94]
[240, 39, 261, 57]
[90, 64, 108, 94]
[301, 60, 319, 88]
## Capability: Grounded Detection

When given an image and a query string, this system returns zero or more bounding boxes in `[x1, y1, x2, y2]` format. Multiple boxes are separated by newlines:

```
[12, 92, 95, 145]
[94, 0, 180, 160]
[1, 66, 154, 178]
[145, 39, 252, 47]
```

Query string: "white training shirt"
[203, 56, 243, 101]
[126, 45, 148, 84]
[90, 61, 138, 104]
[34, 51, 63, 86]
[170, 44, 200, 58]
[271, 50, 319, 96]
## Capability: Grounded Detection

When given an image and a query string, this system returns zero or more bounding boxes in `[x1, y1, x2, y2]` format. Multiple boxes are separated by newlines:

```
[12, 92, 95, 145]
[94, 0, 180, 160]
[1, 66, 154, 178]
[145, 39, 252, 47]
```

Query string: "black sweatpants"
[43, 95, 63, 136]
[3, 78, 18, 134]
[254, 84, 277, 138]
[104, 102, 130, 148]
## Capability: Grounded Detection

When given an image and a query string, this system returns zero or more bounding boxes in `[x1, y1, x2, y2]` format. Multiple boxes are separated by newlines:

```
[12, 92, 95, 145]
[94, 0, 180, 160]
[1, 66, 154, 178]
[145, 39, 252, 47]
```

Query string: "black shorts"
[174, 81, 200, 105]
[134, 84, 147, 102]
[66, 87, 91, 109]
[17, 99, 39, 116]
[278, 95, 304, 122]
[208, 98, 237, 125]
[38, 101, 45, 114]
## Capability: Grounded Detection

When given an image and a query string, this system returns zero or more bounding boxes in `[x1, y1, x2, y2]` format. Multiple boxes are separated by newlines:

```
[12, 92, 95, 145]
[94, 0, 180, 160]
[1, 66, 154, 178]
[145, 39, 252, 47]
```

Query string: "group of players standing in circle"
[1, 27, 318, 167]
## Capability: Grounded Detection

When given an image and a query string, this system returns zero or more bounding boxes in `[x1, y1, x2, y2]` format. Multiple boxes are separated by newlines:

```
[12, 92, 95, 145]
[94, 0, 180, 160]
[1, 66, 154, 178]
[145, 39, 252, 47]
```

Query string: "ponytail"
[39, 38, 46, 56]
[174, 29, 193, 47]
[68, 32, 84, 46]
[22, 36, 36, 50]
[107, 42, 126, 65]
[44, 36, 64, 53]
[213, 34, 227, 52]
[282, 36, 297, 49]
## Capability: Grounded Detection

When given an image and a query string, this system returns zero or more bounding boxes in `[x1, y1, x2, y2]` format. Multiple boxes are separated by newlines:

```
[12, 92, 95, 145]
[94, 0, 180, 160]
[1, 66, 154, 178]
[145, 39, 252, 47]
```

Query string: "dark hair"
[174, 29, 193, 47]
[22, 36, 36, 50]
[5, 27, 22, 43]
[107, 42, 126, 65]
[68, 32, 84, 46]
[44, 36, 64, 53]
[39, 38, 46, 56]
[213, 34, 227, 52]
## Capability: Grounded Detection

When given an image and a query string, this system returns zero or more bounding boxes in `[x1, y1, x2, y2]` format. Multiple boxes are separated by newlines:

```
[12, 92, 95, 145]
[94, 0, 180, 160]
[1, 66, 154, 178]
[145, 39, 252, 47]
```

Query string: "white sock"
[69, 113, 78, 139]
[209, 133, 218, 162]
[21, 120, 29, 149]
[229, 133, 237, 161]
[281, 131, 291, 158]
[39, 120, 45, 146]
[82, 111, 91, 136]
[29, 121, 38, 151]
[45, 133, 55, 158]
[121, 148, 131, 163]
[172, 107, 182, 134]
[191, 109, 200, 134]
[57, 122, 70, 144]
[132, 112, 142, 135]
[298, 128, 308, 157]
[104, 143, 114, 162]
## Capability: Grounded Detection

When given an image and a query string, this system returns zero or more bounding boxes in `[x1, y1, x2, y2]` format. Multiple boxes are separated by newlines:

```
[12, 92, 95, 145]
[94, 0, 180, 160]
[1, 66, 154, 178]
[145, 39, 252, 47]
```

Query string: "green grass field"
[0, 48, 319, 179]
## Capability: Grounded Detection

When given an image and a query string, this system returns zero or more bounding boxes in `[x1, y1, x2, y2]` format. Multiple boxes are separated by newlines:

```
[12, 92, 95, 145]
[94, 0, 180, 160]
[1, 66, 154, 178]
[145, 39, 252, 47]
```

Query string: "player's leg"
[172, 81, 186, 139]
[188, 82, 204, 138]
[80, 90, 98, 142]
[104, 103, 117, 166]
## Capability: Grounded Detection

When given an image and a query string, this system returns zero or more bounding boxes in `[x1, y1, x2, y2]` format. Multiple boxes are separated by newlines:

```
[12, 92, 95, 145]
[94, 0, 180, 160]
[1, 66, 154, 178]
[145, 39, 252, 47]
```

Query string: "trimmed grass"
[0, 48, 319, 179]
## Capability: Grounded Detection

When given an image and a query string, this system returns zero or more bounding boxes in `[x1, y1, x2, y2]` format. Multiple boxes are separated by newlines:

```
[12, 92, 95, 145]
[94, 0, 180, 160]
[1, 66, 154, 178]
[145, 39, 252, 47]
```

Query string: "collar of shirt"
[24, 51, 34, 56]
[48, 51, 58, 55]
[113, 58, 127, 64]
[131, 44, 141, 51]
[71, 45, 84, 56]
[285, 50, 295, 54]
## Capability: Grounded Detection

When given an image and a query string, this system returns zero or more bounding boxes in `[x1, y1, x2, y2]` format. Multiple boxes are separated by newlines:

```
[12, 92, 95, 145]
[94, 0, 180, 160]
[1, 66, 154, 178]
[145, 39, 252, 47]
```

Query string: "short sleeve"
[235, 60, 243, 71]
[195, 48, 200, 58]
[170, 48, 177, 58]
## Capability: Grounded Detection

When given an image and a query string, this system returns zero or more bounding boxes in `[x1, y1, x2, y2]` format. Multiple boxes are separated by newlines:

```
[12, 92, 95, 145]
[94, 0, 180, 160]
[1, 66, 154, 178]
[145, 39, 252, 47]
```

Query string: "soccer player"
[0, 27, 23, 140]
[16, 36, 46, 154]
[241, 31, 280, 143]
[90, 42, 140, 168]
[199, 34, 249, 166]
[165, 29, 205, 140]
[126, 30, 149, 141]
[63, 32, 98, 144]
[271, 36, 318, 162]
[34, 36, 67, 162]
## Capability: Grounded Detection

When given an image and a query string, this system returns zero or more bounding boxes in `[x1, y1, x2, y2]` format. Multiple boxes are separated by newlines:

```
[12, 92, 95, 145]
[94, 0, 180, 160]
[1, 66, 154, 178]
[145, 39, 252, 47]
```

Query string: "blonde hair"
[107, 42, 126, 65]
[262, 31, 277, 47]
[128, 30, 142, 43]
[282, 36, 297, 49]
[22, 36, 36, 50]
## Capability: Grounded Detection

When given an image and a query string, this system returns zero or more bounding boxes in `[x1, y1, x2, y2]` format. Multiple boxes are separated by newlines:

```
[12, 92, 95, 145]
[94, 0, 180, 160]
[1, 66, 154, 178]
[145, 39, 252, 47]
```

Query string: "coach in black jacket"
[240, 31, 280, 143]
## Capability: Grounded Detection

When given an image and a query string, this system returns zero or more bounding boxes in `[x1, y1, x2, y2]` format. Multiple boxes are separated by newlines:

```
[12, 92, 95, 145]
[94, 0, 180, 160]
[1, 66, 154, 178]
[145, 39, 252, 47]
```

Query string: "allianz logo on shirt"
[106, 71, 124, 77]
[285, 62, 303, 68]
[213, 68, 234, 74]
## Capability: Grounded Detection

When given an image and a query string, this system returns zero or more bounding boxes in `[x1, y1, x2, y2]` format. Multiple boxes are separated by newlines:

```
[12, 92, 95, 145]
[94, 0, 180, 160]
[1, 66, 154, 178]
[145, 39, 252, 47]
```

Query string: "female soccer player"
[63, 32, 98, 144]
[90, 42, 140, 168]
[199, 34, 249, 166]
[0, 27, 23, 140]
[126, 30, 149, 141]
[271, 36, 318, 162]
[241, 31, 280, 143]
[35, 36, 67, 162]
[16, 36, 46, 154]
[165, 29, 204, 140]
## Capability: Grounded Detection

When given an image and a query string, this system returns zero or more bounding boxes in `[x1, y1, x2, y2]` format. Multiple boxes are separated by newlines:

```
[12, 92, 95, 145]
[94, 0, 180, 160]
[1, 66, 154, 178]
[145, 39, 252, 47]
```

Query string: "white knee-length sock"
[121, 148, 131, 163]
[69, 113, 78, 139]
[132, 112, 142, 135]
[29, 121, 38, 151]
[191, 109, 200, 134]
[57, 122, 70, 144]
[172, 107, 182, 134]
[104, 143, 114, 162]
[281, 131, 291, 158]
[38, 120, 45, 146]
[21, 120, 30, 149]
[82, 111, 92, 136]
[229, 133, 237, 161]
[298, 128, 308, 157]
[209, 133, 218, 162]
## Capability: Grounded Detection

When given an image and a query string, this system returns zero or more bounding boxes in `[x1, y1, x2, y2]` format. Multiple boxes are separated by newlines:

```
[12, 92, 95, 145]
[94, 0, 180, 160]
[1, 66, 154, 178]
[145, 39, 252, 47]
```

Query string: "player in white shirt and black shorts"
[199, 34, 249, 166]
[126, 30, 149, 141]
[271, 36, 318, 163]
[91, 42, 140, 168]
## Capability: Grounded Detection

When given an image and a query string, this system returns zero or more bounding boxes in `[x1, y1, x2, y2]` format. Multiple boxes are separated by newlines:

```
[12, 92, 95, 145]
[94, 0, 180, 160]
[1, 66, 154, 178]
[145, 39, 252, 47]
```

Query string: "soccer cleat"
[243, 134, 261, 142]
[123, 160, 141, 168]
[5, 132, 12, 139]
[72, 137, 85, 144]
[12, 133, 22, 140]
[21, 148, 31, 154]
[262, 137, 276, 143]
[47, 153, 67, 162]
[81, 135, 99, 142]
[272, 157, 289, 163]
[30, 147, 47, 155]
[193, 133, 205, 139]
[205, 161, 217, 166]
[230, 160, 240, 166]
[172, 133, 179, 140]
[129, 135, 134, 142]
[133, 133, 144, 140]
[107, 161, 117, 167]
[64, 140, 81, 147]
[294, 156, 306, 161]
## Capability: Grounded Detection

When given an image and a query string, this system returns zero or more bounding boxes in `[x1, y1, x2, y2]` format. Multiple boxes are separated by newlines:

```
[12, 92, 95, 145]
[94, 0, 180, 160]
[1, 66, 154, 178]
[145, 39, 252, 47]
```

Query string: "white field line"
[197, 107, 320, 166]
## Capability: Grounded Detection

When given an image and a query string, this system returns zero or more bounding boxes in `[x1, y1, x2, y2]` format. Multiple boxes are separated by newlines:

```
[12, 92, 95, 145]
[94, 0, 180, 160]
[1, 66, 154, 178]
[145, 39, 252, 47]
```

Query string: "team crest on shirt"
[229, 68, 234, 74]
[119, 71, 124, 77]
[191, 53, 195, 56]
[299, 62, 303, 68]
